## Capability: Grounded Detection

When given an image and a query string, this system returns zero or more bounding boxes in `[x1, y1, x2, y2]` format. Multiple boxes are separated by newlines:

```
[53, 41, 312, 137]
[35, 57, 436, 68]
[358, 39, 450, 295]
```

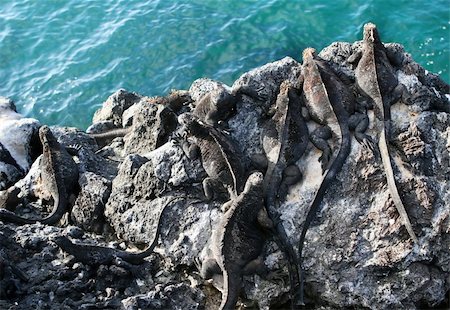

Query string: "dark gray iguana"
[0, 125, 79, 225]
[88, 89, 192, 148]
[261, 80, 309, 305]
[178, 113, 246, 201]
[197, 172, 277, 310]
[53, 196, 200, 266]
[298, 47, 373, 303]
[193, 84, 265, 127]
[351, 23, 418, 243]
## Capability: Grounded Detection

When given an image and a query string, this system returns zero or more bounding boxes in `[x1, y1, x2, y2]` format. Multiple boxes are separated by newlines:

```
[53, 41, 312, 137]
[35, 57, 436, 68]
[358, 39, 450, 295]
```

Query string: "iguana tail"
[265, 164, 302, 308]
[378, 129, 418, 243]
[88, 127, 131, 148]
[220, 271, 242, 310]
[297, 126, 351, 304]
[118, 196, 203, 265]
[0, 194, 68, 226]
[40, 194, 68, 225]
[0, 209, 35, 225]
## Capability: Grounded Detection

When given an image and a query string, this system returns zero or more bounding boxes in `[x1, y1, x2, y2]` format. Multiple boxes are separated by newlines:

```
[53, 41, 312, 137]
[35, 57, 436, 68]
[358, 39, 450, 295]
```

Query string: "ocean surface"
[1, 0, 449, 129]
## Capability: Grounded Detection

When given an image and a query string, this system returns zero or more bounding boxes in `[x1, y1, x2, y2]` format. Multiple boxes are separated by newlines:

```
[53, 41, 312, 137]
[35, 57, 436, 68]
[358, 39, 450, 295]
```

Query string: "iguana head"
[39, 125, 58, 147]
[363, 22, 381, 44]
[302, 47, 317, 62]
[243, 171, 264, 192]
[51, 235, 72, 249]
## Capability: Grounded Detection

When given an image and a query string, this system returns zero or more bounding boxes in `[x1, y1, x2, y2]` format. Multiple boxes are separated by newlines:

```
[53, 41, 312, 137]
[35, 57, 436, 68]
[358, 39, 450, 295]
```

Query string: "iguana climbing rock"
[298, 47, 373, 303]
[261, 80, 309, 305]
[53, 196, 197, 265]
[352, 23, 418, 243]
[178, 113, 245, 201]
[197, 172, 276, 310]
[0, 125, 79, 225]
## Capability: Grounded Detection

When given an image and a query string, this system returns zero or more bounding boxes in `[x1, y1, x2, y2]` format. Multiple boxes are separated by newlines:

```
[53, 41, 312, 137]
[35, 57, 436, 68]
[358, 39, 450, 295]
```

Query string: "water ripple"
[0, 0, 448, 129]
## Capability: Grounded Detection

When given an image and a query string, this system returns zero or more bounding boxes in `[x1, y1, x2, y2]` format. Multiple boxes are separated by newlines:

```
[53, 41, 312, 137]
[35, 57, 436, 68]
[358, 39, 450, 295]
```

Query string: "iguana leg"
[310, 126, 332, 172]
[221, 200, 233, 212]
[278, 165, 302, 200]
[182, 142, 200, 160]
[347, 50, 362, 65]
[65, 144, 82, 156]
[242, 257, 266, 276]
[199, 258, 221, 280]
[203, 178, 226, 201]
[250, 153, 268, 172]
[349, 112, 374, 150]
[241, 257, 284, 283]
[257, 208, 274, 230]
[391, 83, 409, 105]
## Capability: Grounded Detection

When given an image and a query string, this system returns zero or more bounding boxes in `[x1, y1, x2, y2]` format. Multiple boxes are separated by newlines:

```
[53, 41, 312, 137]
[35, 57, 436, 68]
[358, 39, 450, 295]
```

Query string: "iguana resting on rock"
[193, 84, 264, 127]
[0, 186, 21, 211]
[197, 172, 277, 310]
[193, 87, 237, 127]
[53, 196, 199, 266]
[298, 47, 372, 303]
[88, 127, 131, 148]
[351, 23, 418, 243]
[88, 90, 192, 148]
[178, 113, 245, 201]
[0, 125, 79, 225]
[261, 80, 309, 305]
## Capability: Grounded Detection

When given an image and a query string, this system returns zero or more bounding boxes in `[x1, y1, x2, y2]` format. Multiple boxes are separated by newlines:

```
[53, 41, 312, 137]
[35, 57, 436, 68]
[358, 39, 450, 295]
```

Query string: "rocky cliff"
[0, 32, 449, 309]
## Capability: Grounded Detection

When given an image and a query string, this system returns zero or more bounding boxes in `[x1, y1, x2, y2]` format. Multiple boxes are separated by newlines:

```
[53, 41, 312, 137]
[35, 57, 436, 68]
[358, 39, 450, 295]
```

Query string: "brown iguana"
[0, 125, 79, 225]
[351, 23, 418, 243]
[197, 172, 277, 310]
[298, 47, 373, 303]
[53, 195, 200, 265]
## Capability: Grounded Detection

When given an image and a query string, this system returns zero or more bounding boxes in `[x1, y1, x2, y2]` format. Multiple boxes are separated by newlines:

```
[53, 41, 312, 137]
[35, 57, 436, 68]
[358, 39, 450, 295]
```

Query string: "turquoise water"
[1, 0, 449, 129]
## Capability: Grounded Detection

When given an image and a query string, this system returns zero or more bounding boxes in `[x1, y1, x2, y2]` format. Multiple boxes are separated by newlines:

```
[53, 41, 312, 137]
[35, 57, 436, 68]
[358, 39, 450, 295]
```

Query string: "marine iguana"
[53, 195, 198, 266]
[193, 87, 237, 127]
[178, 113, 245, 201]
[298, 47, 373, 303]
[0, 186, 21, 211]
[261, 80, 309, 305]
[0, 125, 79, 225]
[197, 172, 276, 310]
[88, 127, 131, 148]
[352, 23, 418, 243]
[193, 84, 265, 127]
[0, 249, 29, 283]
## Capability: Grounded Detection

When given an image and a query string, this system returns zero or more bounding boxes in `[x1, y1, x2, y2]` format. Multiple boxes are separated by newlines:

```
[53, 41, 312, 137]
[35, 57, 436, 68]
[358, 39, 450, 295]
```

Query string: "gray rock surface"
[0, 36, 449, 310]
[0, 97, 41, 189]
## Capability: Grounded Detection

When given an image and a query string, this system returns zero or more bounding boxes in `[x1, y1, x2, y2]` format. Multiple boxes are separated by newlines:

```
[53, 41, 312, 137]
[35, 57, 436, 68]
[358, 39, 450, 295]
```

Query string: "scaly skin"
[88, 127, 131, 148]
[54, 196, 199, 265]
[199, 172, 274, 310]
[354, 23, 418, 243]
[0, 126, 78, 225]
[193, 87, 237, 127]
[298, 47, 359, 303]
[262, 80, 308, 306]
[179, 113, 245, 201]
